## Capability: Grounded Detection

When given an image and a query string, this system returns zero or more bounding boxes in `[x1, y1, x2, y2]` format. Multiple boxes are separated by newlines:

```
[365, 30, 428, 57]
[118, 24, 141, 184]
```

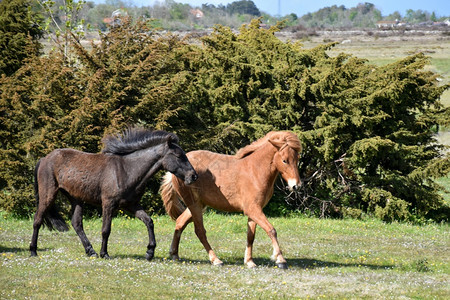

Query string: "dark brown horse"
[30, 127, 198, 260]
[160, 131, 301, 269]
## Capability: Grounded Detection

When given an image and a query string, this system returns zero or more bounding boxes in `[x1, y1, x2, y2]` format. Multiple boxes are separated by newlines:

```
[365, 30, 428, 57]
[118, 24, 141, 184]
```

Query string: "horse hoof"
[145, 252, 154, 261]
[212, 260, 224, 266]
[30, 252, 37, 257]
[86, 247, 98, 258]
[100, 253, 111, 259]
[277, 262, 288, 269]
[246, 261, 257, 268]
[87, 251, 98, 258]
[87, 252, 98, 258]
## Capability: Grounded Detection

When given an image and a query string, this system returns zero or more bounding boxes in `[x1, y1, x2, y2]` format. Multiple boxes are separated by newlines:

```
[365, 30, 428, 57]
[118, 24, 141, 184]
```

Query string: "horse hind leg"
[70, 201, 97, 257]
[30, 209, 45, 256]
[189, 204, 223, 266]
[30, 180, 60, 256]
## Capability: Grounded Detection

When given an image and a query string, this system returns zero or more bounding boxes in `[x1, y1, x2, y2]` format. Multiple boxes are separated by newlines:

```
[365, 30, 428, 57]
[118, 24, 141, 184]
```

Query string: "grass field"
[1, 211, 448, 299]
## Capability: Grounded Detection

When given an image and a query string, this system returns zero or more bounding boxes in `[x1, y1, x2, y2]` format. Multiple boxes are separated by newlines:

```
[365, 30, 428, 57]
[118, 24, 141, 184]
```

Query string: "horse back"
[39, 148, 117, 204]
[179, 150, 247, 212]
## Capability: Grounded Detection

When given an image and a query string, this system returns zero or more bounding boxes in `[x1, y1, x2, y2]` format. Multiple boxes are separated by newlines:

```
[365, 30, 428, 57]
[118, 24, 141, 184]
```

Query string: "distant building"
[190, 9, 204, 19]
[103, 8, 127, 27]
[376, 20, 398, 28]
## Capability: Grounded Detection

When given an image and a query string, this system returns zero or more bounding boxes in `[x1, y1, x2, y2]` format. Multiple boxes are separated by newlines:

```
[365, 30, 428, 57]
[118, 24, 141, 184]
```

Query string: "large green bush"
[0, 0, 42, 76]
[0, 18, 448, 221]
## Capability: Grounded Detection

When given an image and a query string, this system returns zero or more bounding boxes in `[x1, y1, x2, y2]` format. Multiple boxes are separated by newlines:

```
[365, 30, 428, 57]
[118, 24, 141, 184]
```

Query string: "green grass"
[1, 211, 449, 299]
[437, 176, 450, 205]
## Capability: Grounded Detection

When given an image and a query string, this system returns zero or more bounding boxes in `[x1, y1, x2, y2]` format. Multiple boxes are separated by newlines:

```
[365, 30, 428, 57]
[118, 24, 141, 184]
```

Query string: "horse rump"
[159, 172, 186, 220]
[34, 159, 69, 232]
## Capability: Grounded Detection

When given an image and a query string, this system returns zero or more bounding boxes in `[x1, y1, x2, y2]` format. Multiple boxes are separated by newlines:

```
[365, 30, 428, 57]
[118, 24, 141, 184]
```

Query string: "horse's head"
[161, 137, 198, 185]
[269, 133, 301, 191]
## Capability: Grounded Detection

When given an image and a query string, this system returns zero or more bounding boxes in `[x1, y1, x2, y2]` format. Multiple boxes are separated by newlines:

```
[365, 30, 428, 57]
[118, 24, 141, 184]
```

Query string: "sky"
[92, 0, 450, 18]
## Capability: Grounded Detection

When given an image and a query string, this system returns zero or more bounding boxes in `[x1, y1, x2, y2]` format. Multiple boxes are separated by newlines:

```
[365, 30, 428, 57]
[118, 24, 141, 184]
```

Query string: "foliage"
[293, 52, 450, 221]
[0, 17, 191, 216]
[0, 17, 449, 222]
[0, 0, 43, 76]
[37, 0, 88, 59]
[298, 3, 383, 28]
[226, 0, 260, 17]
[405, 9, 429, 23]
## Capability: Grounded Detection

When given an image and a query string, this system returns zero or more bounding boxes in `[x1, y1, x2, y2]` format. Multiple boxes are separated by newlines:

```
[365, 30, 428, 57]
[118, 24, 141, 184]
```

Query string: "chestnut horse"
[30, 127, 198, 260]
[160, 131, 301, 269]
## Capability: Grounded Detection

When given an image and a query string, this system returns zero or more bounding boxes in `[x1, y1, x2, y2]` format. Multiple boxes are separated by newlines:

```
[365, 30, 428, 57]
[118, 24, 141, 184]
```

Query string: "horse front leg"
[128, 204, 156, 261]
[246, 209, 288, 269]
[244, 218, 257, 268]
[100, 201, 115, 259]
[71, 202, 97, 257]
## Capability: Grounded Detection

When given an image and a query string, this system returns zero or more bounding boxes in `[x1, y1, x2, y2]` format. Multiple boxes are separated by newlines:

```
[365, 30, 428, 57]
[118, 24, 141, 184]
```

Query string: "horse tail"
[34, 159, 69, 232]
[34, 159, 41, 207]
[160, 172, 186, 221]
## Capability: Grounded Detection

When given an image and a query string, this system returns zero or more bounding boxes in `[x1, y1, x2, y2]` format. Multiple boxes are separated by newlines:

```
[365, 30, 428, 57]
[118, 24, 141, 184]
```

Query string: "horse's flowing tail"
[34, 159, 69, 232]
[33, 159, 41, 207]
[160, 172, 186, 220]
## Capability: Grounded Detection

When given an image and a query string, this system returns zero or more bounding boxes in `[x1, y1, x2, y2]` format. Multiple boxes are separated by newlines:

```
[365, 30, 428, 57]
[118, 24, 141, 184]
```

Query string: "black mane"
[101, 127, 179, 155]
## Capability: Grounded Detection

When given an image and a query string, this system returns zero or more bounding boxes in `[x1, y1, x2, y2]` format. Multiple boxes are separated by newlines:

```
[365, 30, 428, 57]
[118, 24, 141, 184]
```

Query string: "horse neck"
[121, 144, 165, 187]
[244, 143, 279, 189]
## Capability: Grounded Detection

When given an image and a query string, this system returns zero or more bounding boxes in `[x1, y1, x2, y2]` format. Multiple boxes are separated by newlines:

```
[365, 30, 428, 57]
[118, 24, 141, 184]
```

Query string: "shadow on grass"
[284, 258, 394, 270]
[114, 255, 394, 270]
[112, 253, 151, 260]
[0, 245, 33, 253]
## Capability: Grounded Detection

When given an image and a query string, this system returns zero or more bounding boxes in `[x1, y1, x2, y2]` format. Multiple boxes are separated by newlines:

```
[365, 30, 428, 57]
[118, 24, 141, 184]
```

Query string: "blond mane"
[235, 131, 301, 159]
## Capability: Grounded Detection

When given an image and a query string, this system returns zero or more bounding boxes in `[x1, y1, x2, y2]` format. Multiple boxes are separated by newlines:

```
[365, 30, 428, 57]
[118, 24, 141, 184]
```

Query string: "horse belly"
[52, 156, 104, 204]
[58, 170, 102, 204]
[193, 167, 243, 212]
[202, 185, 241, 212]
[186, 151, 244, 211]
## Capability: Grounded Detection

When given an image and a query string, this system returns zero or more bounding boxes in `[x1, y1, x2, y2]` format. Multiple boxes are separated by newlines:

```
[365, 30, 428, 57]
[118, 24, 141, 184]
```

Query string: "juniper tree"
[0, 18, 195, 215]
[0, 18, 448, 221]
[0, 0, 43, 76]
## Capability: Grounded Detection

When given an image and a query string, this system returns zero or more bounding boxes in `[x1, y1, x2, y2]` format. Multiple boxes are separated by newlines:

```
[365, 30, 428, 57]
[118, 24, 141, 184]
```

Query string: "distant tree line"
[30, 0, 450, 33]
[85, 0, 263, 31]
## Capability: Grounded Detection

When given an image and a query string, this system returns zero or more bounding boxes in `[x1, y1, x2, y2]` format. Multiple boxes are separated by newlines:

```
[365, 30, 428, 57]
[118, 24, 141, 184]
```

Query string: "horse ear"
[166, 135, 173, 145]
[268, 139, 285, 150]
[165, 134, 179, 146]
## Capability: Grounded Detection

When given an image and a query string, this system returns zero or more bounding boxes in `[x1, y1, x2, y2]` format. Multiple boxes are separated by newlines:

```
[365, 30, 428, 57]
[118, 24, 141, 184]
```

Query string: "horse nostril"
[191, 173, 198, 182]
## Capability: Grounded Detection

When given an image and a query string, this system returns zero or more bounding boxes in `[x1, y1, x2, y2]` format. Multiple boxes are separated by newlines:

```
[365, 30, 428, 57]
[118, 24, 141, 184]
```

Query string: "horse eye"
[282, 160, 287, 164]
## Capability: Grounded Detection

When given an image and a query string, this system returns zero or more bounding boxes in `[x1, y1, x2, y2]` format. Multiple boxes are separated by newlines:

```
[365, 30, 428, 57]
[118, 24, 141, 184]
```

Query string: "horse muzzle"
[287, 179, 300, 191]
[184, 172, 198, 185]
